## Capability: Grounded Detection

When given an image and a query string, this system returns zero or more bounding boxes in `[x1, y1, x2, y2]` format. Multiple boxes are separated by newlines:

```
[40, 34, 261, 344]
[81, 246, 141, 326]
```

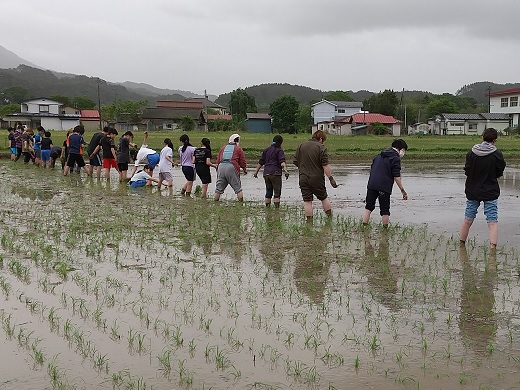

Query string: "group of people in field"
[7, 122, 506, 249]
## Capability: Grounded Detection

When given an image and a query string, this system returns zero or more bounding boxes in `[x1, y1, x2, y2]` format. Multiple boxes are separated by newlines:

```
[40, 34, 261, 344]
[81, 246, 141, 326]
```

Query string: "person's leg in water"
[483, 199, 499, 249]
[460, 199, 479, 245]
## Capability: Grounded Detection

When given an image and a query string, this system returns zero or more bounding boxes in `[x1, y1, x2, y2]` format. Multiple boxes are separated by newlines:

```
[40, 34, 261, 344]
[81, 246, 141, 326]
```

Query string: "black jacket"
[464, 147, 506, 201]
[367, 148, 401, 194]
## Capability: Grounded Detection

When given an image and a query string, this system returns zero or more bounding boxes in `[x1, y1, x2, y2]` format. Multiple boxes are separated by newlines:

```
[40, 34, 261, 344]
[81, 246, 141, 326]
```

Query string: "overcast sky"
[2, 0, 518, 96]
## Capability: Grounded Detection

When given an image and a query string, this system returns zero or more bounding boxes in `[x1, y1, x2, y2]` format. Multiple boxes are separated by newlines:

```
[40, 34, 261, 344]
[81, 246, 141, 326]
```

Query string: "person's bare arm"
[394, 177, 407, 199]
[253, 163, 262, 178]
[323, 164, 338, 187]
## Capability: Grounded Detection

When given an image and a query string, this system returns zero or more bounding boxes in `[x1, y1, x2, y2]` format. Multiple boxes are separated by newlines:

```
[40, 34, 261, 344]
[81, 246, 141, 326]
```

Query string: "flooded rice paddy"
[1, 161, 520, 390]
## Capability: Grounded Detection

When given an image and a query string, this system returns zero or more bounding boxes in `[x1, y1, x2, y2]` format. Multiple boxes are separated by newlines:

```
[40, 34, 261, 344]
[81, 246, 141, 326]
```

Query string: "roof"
[246, 113, 272, 120]
[311, 99, 363, 108]
[442, 113, 482, 120]
[141, 107, 204, 120]
[440, 113, 511, 121]
[345, 113, 400, 124]
[479, 113, 511, 120]
[80, 110, 100, 119]
[207, 114, 233, 121]
[488, 87, 520, 97]
[185, 97, 226, 109]
[156, 101, 204, 109]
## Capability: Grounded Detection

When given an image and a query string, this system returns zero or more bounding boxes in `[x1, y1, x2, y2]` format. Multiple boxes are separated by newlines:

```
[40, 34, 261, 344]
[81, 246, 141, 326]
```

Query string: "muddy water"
[238, 162, 520, 248]
[0, 161, 520, 390]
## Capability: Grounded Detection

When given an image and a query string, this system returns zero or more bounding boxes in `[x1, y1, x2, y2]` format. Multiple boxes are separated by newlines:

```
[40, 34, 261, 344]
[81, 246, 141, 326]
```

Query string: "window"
[510, 96, 518, 107]
[468, 123, 478, 131]
[337, 109, 345, 113]
[39, 105, 49, 113]
[450, 122, 463, 127]
[501, 98, 509, 107]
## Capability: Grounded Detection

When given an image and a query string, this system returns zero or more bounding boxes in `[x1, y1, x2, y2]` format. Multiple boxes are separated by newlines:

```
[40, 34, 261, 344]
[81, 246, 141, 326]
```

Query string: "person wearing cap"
[293, 130, 338, 222]
[253, 135, 289, 208]
[214, 133, 248, 201]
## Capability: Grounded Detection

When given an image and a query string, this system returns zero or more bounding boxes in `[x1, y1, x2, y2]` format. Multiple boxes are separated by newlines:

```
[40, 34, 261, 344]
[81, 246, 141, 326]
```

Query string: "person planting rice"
[362, 138, 408, 227]
[214, 133, 248, 202]
[293, 130, 338, 222]
[178, 134, 196, 196]
[157, 138, 174, 194]
[459, 127, 506, 251]
[253, 135, 289, 208]
[128, 164, 162, 188]
[129, 131, 160, 178]
[192, 138, 217, 199]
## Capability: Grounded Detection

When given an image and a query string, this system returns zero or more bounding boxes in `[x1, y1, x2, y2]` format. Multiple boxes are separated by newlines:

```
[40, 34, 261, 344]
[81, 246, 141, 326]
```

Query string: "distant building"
[313, 113, 401, 136]
[245, 113, 272, 133]
[4, 98, 80, 130]
[80, 109, 105, 132]
[428, 113, 510, 135]
[488, 87, 520, 128]
[311, 99, 363, 125]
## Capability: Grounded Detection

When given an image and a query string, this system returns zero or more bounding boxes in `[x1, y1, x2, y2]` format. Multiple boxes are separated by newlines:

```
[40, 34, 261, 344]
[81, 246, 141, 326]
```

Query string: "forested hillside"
[456, 81, 520, 104]
[0, 65, 185, 105]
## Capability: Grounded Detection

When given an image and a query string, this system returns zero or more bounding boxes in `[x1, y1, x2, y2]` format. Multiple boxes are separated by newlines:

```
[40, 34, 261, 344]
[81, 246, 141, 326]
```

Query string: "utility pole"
[488, 85, 491, 113]
[97, 79, 103, 131]
[204, 89, 208, 132]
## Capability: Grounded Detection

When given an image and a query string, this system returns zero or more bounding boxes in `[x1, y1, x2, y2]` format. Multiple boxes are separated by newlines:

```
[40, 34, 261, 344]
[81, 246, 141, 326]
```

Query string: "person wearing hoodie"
[459, 128, 506, 250]
[362, 138, 408, 227]
[214, 133, 247, 201]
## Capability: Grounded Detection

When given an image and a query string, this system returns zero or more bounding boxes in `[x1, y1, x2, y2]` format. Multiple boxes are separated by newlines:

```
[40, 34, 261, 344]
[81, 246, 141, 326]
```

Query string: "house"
[313, 113, 401, 136]
[428, 113, 510, 135]
[311, 99, 363, 125]
[156, 100, 204, 110]
[141, 107, 206, 131]
[4, 98, 80, 130]
[80, 109, 105, 132]
[184, 97, 228, 115]
[408, 123, 431, 135]
[245, 113, 272, 133]
[488, 87, 520, 128]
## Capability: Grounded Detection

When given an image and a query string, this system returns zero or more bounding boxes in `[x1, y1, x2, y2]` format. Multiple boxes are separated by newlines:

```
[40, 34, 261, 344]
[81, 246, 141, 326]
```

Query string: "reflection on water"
[458, 245, 497, 356]
[293, 223, 332, 304]
[361, 229, 401, 311]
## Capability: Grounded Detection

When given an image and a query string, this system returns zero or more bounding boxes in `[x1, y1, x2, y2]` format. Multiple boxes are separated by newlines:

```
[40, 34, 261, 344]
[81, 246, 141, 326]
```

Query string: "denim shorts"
[464, 199, 498, 223]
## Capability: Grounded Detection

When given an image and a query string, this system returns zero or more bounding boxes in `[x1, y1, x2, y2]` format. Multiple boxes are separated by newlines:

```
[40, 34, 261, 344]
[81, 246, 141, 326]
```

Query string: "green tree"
[72, 96, 96, 110]
[179, 116, 195, 132]
[102, 99, 148, 123]
[324, 90, 354, 102]
[0, 103, 20, 118]
[229, 88, 257, 121]
[49, 95, 71, 105]
[270, 95, 299, 133]
[296, 105, 312, 133]
[371, 122, 390, 135]
[208, 119, 233, 132]
[363, 89, 399, 116]
[426, 98, 459, 118]
[2, 87, 30, 104]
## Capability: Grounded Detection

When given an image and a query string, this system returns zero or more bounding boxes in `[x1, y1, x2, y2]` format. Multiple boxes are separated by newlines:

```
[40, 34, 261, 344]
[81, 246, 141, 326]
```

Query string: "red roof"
[488, 87, 520, 97]
[343, 113, 400, 124]
[156, 101, 204, 109]
[80, 110, 100, 120]
[207, 114, 232, 121]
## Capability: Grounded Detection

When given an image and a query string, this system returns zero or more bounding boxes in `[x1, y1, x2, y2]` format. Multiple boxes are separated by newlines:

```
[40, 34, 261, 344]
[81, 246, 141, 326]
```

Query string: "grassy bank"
[3, 130, 520, 161]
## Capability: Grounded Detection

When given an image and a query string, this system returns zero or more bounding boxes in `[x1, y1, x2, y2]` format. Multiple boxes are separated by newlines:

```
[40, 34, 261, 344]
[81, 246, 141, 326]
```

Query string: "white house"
[5, 98, 80, 130]
[428, 113, 510, 135]
[312, 113, 401, 136]
[489, 87, 520, 128]
[311, 99, 363, 124]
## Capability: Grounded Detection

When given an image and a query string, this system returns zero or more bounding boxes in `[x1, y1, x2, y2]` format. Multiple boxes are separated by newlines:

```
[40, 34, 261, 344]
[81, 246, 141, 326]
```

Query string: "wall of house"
[246, 119, 271, 133]
[40, 118, 79, 131]
[312, 102, 335, 124]
[391, 124, 401, 136]
[23, 100, 61, 115]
